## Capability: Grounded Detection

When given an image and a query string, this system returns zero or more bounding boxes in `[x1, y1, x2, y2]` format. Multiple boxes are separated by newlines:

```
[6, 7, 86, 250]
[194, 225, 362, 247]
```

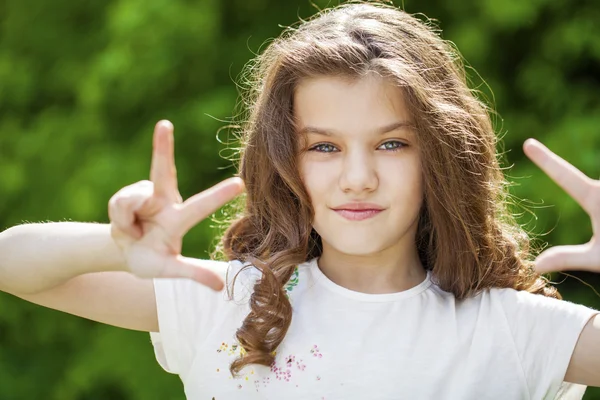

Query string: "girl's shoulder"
[427, 279, 597, 326]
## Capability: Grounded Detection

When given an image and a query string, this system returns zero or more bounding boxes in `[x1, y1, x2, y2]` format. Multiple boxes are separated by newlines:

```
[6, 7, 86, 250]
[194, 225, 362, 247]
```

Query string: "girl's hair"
[216, 0, 559, 375]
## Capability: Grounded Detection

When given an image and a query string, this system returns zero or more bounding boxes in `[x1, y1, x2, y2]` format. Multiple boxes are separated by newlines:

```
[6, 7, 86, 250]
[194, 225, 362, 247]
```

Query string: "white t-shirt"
[150, 258, 598, 400]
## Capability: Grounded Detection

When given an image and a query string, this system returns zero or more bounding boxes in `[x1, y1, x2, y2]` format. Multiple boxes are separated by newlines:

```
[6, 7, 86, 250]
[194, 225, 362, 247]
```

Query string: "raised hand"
[523, 138, 600, 274]
[108, 120, 244, 290]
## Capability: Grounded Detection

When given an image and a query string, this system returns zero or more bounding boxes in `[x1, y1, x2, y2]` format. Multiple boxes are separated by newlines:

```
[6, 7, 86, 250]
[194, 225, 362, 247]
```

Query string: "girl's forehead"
[293, 74, 414, 133]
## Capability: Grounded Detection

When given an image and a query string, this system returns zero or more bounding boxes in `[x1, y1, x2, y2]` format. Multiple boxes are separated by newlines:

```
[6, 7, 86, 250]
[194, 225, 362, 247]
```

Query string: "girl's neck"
[316, 244, 426, 295]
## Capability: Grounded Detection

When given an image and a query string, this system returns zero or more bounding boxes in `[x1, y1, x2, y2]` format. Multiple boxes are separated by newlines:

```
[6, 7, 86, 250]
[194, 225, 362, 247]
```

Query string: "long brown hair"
[214, 0, 558, 376]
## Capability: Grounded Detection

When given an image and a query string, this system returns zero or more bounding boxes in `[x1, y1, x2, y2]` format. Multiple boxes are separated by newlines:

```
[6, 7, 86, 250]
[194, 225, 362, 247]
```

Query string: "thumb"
[534, 243, 594, 274]
[136, 193, 166, 218]
[159, 255, 225, 291]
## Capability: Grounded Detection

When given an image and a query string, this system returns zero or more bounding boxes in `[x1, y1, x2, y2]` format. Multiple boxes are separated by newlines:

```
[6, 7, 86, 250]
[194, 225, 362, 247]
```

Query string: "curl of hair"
[215, 0, 559, 376]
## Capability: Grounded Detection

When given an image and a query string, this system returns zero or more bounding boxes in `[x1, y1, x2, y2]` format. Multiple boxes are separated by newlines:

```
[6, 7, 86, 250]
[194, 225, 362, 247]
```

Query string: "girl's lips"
[334, 209, 383, 221]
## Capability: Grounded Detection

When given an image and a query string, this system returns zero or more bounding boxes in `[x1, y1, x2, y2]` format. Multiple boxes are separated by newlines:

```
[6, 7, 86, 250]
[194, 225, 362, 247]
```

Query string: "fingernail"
[524, 138, 540, 148]
[157, 120, 173, 130]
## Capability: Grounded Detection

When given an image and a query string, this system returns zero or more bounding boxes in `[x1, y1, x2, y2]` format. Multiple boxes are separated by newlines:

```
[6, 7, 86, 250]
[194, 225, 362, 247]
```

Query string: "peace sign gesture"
[108, 120, 244, 290]
[523, 138, 600, 274]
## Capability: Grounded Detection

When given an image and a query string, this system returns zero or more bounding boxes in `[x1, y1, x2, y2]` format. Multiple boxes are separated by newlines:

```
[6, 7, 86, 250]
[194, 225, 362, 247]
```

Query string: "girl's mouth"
[334, 209, 383, 221]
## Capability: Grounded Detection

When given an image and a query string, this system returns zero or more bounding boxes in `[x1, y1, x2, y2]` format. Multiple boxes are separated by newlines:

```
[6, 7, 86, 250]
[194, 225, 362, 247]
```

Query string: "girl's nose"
[339, 151, 378, 194]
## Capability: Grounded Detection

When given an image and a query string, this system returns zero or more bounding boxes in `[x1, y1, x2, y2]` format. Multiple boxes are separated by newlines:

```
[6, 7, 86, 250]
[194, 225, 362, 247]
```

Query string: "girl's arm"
[0, 222, 125, 295]
[0, 222, 158, 332]
[0, 121, 244, 332]
[566, 316, 600, 386]
[523, 139, 600, 386]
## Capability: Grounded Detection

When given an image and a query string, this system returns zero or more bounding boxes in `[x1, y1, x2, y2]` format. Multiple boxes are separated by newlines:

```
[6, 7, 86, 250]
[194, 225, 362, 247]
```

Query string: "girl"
[0, 2, 599, 399]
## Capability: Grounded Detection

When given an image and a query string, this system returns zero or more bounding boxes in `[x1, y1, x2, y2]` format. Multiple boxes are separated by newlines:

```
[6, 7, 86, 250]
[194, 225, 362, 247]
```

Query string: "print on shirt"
[216, 341, 324, 392]
[215, 341, 255, 385]
[284, 266, 300, 298]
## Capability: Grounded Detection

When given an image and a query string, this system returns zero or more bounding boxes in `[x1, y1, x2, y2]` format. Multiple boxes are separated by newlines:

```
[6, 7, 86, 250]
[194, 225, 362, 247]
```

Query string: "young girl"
[0, 2, 599, 399]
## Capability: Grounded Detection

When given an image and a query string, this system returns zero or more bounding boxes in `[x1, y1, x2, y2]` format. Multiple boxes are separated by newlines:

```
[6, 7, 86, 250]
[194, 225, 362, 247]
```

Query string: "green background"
[0, 0, 599, 398]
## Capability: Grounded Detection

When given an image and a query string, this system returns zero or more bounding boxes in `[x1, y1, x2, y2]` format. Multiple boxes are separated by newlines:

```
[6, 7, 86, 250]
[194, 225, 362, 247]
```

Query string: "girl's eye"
[308, 143, 338, 153]
[377, 140, 406, 152]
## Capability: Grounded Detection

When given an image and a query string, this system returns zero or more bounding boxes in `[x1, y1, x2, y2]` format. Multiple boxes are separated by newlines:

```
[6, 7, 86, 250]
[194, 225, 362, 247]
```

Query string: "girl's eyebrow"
[298, 121, 416, 136]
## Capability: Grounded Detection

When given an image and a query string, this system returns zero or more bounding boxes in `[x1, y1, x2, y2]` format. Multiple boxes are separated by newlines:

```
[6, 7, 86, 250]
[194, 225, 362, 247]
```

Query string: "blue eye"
[309, 143, 338, 153]
[378, 140, 406, 152]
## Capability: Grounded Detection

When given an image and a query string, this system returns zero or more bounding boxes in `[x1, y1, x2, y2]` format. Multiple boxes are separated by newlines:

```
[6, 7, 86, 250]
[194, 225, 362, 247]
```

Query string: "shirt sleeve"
[496, 288, 598, 399]
[149, 259, 247, 377]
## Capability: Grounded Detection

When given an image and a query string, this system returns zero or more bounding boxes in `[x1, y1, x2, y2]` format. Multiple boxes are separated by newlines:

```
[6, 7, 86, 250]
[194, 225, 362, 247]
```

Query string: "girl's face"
[296, 74, 423, 258]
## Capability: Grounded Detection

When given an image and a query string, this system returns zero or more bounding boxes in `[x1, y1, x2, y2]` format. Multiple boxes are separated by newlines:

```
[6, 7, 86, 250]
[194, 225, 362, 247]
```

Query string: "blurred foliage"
[0, 0, 598, 398]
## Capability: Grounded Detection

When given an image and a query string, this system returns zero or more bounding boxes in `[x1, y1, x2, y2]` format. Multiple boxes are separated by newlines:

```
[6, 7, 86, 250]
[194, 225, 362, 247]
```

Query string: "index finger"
[150, 120, 179, 200]
[174, 177, 245, 235]
[523, 138, 595, 212]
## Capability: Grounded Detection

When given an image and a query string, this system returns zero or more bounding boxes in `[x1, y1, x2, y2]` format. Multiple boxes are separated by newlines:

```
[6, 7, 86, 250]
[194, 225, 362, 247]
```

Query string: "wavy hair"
[214, 0, 559, 376]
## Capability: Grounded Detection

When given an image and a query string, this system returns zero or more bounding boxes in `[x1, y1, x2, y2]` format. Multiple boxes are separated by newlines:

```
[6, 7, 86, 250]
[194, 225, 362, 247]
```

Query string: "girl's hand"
[108, 120, 244, 290]
[523, 138, 600, 274]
